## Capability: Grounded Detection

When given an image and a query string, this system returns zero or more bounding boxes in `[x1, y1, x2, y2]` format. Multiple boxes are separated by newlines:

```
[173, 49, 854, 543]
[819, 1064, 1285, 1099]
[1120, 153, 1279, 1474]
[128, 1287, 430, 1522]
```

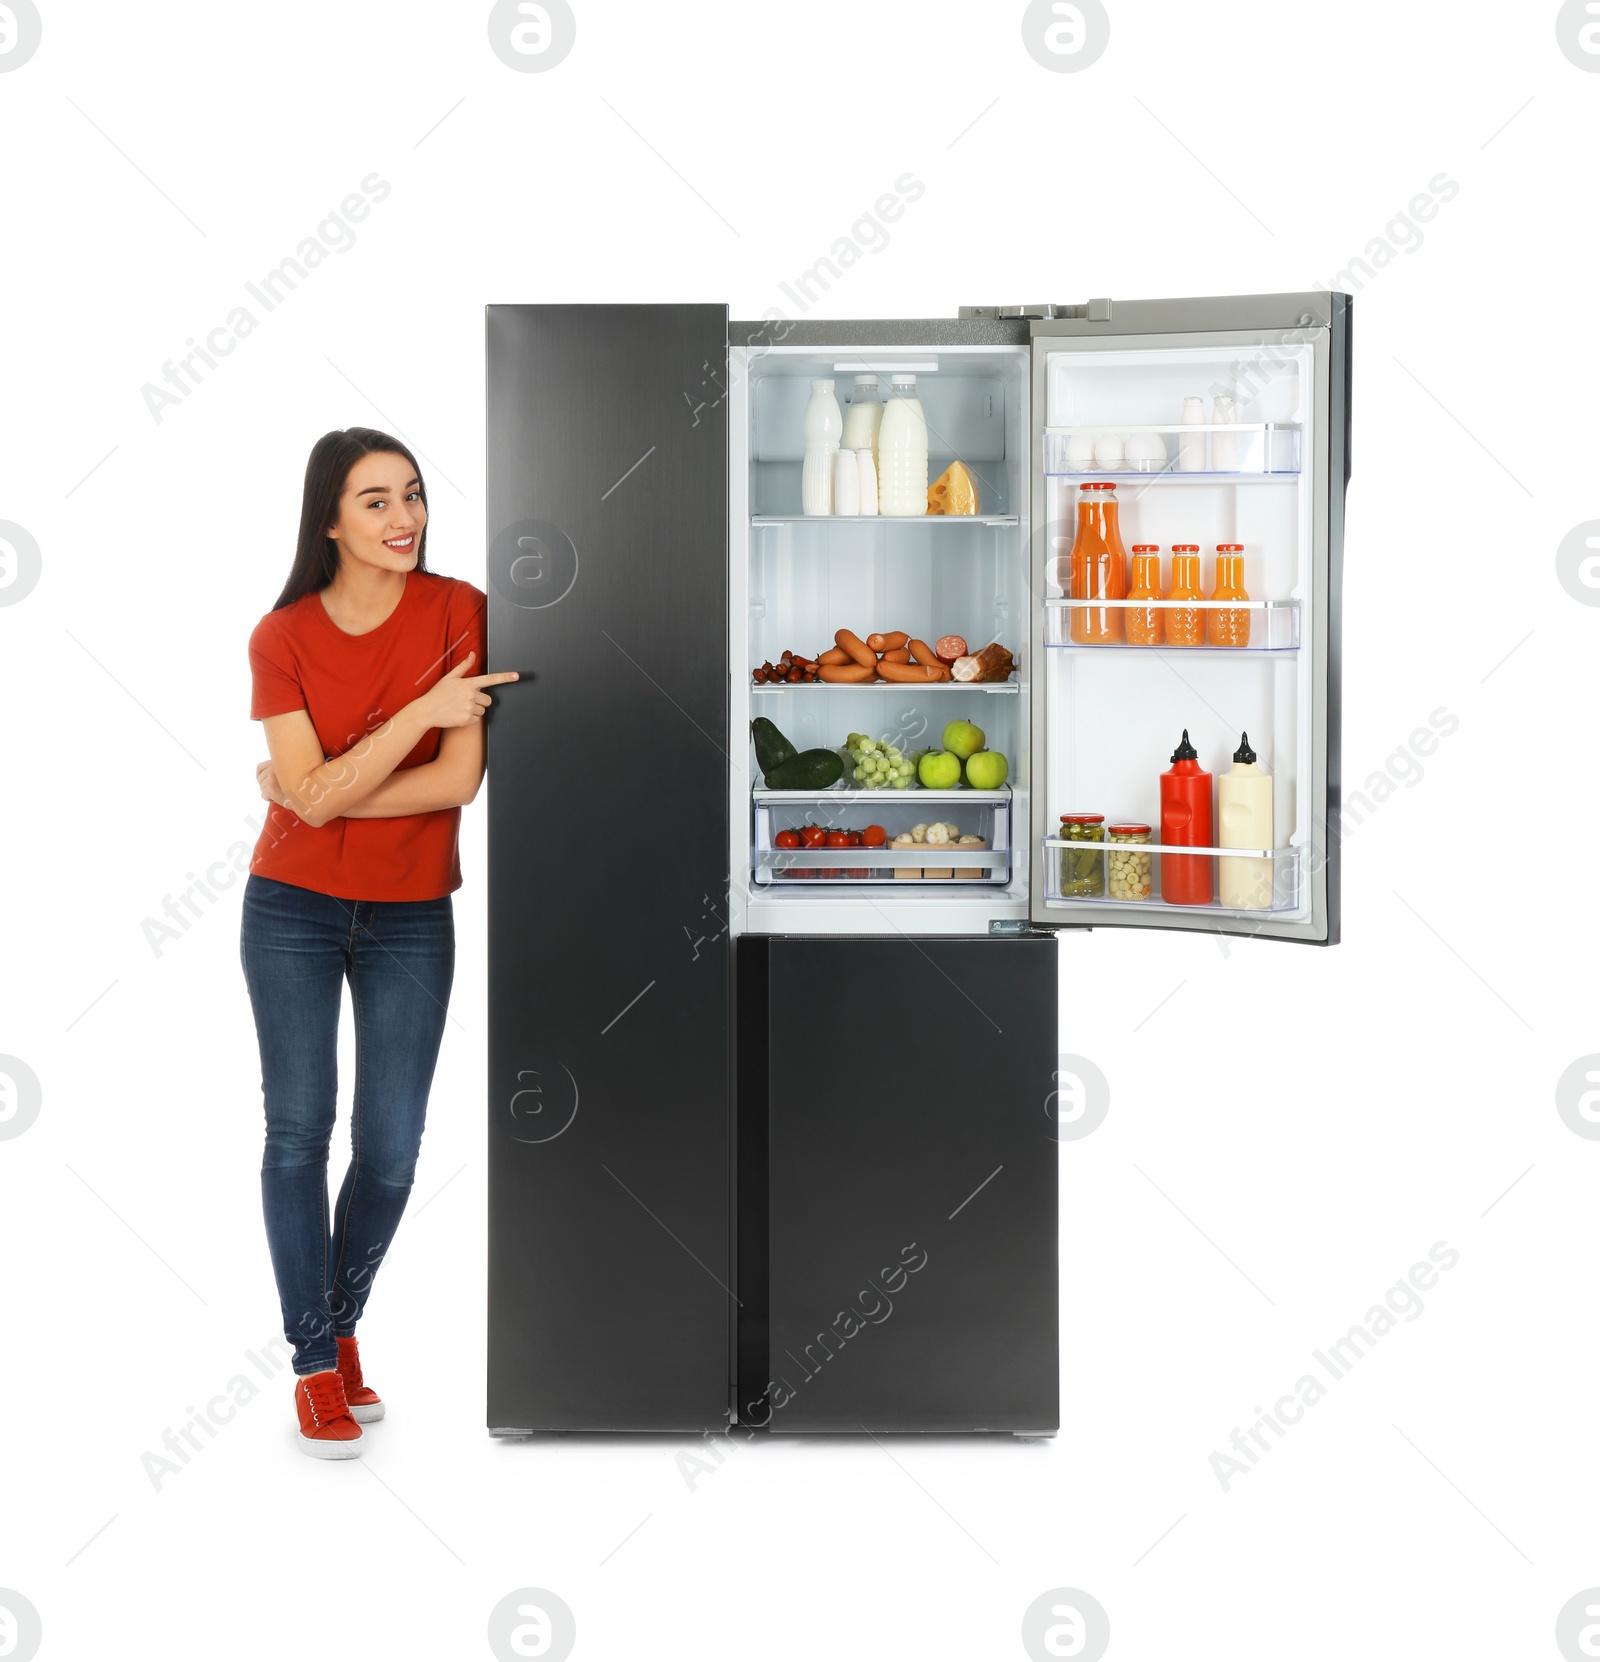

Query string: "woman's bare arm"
[259, 652, 514, 828]
[338, 722, 486, 817]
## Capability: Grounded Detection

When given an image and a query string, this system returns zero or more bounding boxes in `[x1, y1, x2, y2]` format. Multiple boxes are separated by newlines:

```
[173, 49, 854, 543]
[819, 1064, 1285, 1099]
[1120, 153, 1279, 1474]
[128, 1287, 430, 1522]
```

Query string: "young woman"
[242, 427, 516, 1458]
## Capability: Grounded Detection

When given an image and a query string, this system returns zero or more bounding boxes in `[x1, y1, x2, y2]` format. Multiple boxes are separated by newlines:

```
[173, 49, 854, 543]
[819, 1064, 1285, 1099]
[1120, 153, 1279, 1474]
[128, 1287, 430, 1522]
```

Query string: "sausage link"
[834, 629, 878, 669]
[875, 659, 950, 683]
[817, 662, 878, 683]
[817, 645, 850, 666]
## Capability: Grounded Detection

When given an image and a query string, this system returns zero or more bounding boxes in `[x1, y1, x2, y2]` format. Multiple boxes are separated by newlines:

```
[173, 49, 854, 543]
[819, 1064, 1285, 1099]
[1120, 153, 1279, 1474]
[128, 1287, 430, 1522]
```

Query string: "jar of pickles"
[1107, 823, 1153, 900]
[1058, 813, 1106, 896]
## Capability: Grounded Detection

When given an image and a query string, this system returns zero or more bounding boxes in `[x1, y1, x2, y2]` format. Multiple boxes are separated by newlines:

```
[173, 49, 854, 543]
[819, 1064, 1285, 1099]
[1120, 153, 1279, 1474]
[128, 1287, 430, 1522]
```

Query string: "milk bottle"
[840, 374, 883, 459]
[877, 374, 929, 516]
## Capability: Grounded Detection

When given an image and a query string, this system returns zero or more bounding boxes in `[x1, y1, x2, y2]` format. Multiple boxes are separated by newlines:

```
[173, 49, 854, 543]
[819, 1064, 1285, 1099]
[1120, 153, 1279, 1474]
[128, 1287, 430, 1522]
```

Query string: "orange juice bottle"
[1208, 544, 1251, 647]
[1069, 483, 1128, 644]
[1125, 546, 1163, 646]
[1167, 546, 1203, 646]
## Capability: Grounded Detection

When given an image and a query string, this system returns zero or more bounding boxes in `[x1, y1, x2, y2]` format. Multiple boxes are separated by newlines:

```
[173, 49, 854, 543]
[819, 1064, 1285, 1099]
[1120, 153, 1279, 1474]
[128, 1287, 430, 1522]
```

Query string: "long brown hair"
[274, 427, 430, 610]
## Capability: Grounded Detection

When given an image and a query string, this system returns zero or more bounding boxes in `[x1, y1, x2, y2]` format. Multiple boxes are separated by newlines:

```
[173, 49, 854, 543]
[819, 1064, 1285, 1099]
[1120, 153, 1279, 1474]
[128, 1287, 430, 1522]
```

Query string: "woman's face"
[327, 451, 427, 577]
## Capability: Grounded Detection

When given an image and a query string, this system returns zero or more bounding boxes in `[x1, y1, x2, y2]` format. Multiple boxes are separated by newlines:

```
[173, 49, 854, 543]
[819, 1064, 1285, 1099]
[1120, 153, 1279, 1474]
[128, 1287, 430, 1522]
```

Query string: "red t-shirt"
[247, 572, 488, 901]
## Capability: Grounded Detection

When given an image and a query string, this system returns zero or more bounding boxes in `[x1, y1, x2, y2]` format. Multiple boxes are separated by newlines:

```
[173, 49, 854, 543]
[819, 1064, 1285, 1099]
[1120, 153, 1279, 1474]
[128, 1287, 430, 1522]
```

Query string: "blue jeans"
[240, 875, 455, 1375]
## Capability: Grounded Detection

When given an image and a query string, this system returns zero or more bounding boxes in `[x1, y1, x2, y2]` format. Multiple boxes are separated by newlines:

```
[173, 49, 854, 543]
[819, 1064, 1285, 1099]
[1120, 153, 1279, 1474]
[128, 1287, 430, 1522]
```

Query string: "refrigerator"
[485, 293, 1350, 1437]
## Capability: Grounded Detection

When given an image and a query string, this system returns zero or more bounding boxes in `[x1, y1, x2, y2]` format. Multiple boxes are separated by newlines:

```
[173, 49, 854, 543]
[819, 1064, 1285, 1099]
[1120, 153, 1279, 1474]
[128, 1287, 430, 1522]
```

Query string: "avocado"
[763, 749, 845, 791]
[751, 717, 798, 777]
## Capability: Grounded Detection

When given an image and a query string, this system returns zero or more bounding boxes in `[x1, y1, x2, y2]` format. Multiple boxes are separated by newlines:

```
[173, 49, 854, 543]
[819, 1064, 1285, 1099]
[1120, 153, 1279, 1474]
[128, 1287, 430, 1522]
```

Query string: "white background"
[0, 2, 1594, 1659]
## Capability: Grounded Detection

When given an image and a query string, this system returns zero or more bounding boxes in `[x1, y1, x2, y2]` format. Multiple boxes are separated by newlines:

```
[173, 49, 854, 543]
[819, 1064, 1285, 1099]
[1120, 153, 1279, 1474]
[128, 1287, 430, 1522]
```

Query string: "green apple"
[917, 750, 962, 789]
[964, 750, 1009, 790]
[941, 719, 985, 760]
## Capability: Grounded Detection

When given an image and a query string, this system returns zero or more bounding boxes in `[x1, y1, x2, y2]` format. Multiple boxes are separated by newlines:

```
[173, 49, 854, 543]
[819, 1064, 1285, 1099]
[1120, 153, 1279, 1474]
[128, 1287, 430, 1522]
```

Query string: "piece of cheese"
[927, 460, 979, 516]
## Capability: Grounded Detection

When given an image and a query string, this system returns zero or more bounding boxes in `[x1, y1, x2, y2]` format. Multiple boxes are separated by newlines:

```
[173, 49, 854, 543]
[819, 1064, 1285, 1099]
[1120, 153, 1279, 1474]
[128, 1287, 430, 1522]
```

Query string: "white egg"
[1094, 434, 1125, 470]
[1064, 434, 1095, 470]
[1124, 432, 1170, 472]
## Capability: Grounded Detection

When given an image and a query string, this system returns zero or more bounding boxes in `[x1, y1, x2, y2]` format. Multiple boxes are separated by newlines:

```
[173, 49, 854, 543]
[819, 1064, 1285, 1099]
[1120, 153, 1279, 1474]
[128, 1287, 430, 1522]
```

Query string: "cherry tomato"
[847, 831, 864, 846]
[800, 826, 827, 849]
[860, 825, 887, 848]
[774, 830, 801, 849]
[826, 831, 851, 847]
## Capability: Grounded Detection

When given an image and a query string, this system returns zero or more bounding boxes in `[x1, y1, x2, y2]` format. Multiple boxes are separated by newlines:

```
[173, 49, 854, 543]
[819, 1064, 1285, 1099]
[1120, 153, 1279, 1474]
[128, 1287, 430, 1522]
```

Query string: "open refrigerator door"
[1019, 293, 1350, 945]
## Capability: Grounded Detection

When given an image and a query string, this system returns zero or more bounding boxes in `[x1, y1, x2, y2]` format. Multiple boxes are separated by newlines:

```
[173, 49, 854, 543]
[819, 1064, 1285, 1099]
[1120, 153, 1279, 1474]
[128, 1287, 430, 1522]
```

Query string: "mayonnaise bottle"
[1218, 732, 1274, 909]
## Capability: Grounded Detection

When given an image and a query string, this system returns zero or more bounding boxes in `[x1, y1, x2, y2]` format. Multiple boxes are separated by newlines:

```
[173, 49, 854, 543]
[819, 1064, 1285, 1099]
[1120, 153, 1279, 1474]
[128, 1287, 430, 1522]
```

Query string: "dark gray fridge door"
[736, 935, 1059, 1434]
[486, 304, 730, 1432]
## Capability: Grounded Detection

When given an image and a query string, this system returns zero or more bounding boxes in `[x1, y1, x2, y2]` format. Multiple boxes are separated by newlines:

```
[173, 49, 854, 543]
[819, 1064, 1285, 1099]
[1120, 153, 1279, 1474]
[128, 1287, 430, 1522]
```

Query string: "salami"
[934, 634, 968, 665]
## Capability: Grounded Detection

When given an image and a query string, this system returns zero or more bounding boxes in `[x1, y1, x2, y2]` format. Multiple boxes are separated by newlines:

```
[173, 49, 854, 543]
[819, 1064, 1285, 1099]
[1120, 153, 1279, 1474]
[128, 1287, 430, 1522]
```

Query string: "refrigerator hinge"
[959, 300, 1112, 323]
[988, 918, 1034, 936]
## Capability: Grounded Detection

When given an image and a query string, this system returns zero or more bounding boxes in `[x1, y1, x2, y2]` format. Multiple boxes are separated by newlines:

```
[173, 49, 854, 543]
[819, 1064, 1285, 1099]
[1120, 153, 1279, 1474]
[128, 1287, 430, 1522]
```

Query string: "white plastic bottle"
[1218, 732, 1274, 909]
[877, 374, 929, 516]
[833, 447, 860, 516]
[802, 379, 843, 515]
[855, 449, 878, 515]
[1178, 395, 1207, 472]
[840, 374, 883, 460]
[1211, 394, 1238, 471]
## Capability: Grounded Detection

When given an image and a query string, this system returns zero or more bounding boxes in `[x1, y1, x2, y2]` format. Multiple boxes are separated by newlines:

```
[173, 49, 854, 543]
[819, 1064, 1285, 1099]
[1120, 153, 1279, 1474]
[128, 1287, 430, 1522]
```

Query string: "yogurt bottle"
[802, 379, 842, 515]
[877, 374, 929, 516]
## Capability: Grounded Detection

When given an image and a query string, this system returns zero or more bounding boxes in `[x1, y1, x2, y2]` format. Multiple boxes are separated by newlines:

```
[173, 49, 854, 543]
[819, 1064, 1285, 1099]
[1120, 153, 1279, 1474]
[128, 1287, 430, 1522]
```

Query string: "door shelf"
[752, 514, 1019, 528]
[751, 679, 1020, 694]
[1041, 839, 1303, 914]
[1045, 598, 1300, 652]
[754, 792, 1012, 887]
[1044, 424, 1300, 477]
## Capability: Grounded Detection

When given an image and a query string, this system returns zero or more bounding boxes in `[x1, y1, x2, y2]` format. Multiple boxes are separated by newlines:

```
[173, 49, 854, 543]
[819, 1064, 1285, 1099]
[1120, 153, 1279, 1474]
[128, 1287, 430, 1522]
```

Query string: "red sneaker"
[294, 1369, 363, 1458]
[336, 1335, 385, 1423]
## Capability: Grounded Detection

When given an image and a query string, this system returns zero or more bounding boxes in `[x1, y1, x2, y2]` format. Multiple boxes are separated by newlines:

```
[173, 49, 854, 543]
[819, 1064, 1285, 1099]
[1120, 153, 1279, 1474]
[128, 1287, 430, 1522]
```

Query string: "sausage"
[875, 659, 950, 683]
[934, 634, 968, 664]
[866, 630, 909, 652]
[817, 662, 878, 683]
[835, 629, 877, 669]
[817, 645, 850, 666]
[906, 638, 941, 668]
[880, 647, 911, 663]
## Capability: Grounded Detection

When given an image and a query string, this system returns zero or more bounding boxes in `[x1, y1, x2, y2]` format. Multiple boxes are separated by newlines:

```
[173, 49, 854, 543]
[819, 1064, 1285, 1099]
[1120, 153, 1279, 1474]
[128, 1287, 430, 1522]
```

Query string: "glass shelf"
[754, 786, 1012, 804]
[1044, 597, 1300, 653]
[751, 514, 1020, 527]
[751, 679, 1019, 693]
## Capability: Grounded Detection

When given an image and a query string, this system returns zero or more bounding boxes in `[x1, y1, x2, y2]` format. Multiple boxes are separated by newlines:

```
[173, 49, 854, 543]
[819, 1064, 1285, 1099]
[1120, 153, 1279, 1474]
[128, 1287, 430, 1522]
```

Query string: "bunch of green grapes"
[842, 733, 916, 789]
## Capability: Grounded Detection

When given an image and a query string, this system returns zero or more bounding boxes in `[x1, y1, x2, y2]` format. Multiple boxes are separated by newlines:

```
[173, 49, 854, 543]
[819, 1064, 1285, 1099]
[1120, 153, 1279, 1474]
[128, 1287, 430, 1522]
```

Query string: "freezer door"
[485, 304, 731, 1431]
[1027, 292, 1350, 945]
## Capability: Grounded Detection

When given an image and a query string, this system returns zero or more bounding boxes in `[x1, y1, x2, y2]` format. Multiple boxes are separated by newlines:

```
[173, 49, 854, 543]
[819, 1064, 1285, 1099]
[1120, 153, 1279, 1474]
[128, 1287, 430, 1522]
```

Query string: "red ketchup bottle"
[1159, 729, 1214, 905]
